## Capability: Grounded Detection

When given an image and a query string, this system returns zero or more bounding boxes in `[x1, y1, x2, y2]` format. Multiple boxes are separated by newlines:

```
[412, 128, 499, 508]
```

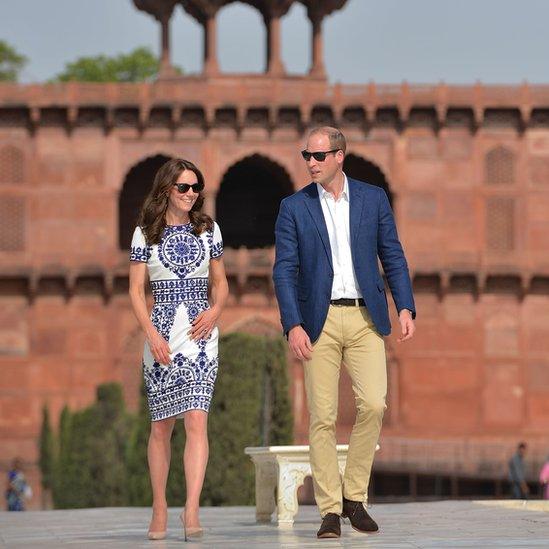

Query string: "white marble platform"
[1, 500, 548, 548]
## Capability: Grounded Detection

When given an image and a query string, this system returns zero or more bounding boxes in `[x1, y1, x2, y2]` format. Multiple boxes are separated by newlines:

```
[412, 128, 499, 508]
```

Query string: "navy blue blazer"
[273, 178, 416, 342]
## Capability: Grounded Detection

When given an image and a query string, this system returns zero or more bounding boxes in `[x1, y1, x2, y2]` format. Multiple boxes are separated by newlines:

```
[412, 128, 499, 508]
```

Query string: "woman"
[129, 158, 228, 541]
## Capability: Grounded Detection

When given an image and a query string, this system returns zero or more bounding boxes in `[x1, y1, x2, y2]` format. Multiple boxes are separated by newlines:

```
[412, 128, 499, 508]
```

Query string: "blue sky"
[1, 0, 548, 84]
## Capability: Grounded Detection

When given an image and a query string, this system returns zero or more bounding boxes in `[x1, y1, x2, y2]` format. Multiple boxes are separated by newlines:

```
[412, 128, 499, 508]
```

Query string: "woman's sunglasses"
[173, 182, 204, 194]
[301, 149, 340, 162]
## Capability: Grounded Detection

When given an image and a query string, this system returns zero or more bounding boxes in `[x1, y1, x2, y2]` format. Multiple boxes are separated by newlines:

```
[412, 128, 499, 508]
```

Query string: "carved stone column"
[203, 15, 220, 75]
[266, 14, 285, 75]
[300, 0, 349, 78]
[159, 14, 174, 77]
[133, 0, 178, 78]
[180, 1, 226, 76]
[243, 1, 293, 75]
[309, 13, 325, 78]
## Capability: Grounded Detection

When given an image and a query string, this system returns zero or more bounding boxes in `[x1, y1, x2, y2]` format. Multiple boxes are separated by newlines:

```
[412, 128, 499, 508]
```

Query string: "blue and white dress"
[130, 222, 223, 421]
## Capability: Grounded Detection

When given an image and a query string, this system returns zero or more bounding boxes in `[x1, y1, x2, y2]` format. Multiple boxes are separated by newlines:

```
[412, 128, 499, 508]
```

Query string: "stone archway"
[216, 154, 294, 248]
[118, 153, 171, 249]
[343, 153, 394, 206]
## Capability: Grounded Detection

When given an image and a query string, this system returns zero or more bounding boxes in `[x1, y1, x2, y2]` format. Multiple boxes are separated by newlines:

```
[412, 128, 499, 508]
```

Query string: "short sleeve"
[210, 222, 224, 259]
[129, 226, 151, 262]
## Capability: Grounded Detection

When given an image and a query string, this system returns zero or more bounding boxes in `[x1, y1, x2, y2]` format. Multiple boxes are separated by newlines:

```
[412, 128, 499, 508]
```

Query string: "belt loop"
[354, 298, 358, 306]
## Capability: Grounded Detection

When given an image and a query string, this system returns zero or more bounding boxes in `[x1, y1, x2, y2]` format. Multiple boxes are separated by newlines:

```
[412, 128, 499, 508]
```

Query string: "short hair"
[518, 442, 527, 450]
[308, 126, 346, 154]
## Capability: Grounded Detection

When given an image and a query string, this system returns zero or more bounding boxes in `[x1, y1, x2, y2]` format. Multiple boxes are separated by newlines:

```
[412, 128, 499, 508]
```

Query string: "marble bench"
[244, 444, 379, 526]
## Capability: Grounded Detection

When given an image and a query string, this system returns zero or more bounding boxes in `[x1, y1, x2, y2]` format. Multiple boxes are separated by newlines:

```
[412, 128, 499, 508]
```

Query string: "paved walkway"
[1, 500, 548, 548]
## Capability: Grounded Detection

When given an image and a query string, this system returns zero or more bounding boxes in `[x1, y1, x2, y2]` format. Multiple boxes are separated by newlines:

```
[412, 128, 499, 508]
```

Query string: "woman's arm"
[189, 257, 228, 341]
[129, 261, 171, 365]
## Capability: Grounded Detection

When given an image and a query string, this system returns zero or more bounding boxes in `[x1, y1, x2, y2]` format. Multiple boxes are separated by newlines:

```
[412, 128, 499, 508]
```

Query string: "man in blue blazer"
[273, 127, 416, 539]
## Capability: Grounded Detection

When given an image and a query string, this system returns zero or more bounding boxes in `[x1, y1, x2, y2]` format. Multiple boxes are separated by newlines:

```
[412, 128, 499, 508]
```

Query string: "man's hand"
[397, 309, 415, 342]
[147, 329, 172, 365]
[288, 325, 313, 361]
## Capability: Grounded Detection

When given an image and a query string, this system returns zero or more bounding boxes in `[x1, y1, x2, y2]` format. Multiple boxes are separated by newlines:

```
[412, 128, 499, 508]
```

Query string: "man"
[508, 442, 529, 499]
[273, 127, 416, 538]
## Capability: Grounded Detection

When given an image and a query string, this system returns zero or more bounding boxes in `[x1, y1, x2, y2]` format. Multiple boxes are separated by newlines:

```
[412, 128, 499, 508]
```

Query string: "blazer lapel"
[349, 178, 365, 247]
[303, 184, 333, 270]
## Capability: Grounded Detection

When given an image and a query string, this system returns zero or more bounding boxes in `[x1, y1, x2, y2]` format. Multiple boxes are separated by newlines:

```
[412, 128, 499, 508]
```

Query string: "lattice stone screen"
[0, 196, 25, 251]
[485, 146, 515, 185]
[0, 145, 24, 184]
[485, 196, 515, 252]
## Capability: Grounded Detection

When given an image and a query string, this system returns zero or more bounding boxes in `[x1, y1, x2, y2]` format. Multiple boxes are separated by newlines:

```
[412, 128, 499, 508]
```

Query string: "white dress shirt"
[317, 174, 363, 300]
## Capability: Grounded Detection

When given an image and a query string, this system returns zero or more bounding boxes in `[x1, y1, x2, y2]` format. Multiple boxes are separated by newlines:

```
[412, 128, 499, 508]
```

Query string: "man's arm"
[273, 200, 313, 360]
[273, 199, 303, 334]
[377, 189, 416, 318]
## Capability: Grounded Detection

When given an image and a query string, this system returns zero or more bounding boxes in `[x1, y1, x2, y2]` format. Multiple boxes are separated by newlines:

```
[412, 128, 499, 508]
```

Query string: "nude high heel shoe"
[147, 530, 167, 541]
[147, 509, 167, 540]
[180, 514, 203, 541]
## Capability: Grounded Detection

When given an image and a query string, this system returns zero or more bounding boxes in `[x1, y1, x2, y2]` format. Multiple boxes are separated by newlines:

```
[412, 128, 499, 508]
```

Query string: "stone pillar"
[203, 15, 219, 76]
[266, 15, 285, 76]
[159, 15, 174, 77]
[301, 0, 349, 78]
[132, 0, 178, 78]
[309, 14, 326, 78]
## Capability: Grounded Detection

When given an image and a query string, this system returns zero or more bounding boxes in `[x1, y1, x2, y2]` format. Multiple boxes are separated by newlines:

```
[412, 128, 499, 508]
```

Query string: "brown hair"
[308, 126, 347, 154]
[137, 158, 213, 244]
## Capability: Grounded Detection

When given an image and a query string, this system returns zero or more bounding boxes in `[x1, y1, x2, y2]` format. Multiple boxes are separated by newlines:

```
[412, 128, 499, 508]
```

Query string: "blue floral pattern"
[130, 245, 151, 262]
[157, 225, 206, 278]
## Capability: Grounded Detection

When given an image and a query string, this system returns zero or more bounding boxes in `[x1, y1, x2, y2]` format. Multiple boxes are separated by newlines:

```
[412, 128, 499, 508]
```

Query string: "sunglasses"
[173, 182, 204, 194]
[301, 149, 340, 162]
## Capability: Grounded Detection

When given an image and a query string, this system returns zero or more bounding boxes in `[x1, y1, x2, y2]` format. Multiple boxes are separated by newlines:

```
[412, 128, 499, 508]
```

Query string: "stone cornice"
[0, 80, 544, 130]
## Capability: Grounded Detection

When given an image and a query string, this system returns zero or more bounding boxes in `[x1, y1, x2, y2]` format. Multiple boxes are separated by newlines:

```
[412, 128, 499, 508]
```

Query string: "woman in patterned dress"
[129, 158, 228, 540]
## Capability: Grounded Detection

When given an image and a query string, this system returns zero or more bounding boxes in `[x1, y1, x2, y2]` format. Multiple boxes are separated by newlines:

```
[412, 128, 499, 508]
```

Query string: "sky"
[1, 0, 549, 84]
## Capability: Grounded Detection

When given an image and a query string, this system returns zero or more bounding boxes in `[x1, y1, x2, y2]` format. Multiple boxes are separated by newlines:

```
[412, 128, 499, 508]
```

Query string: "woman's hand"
[147, 329, 171, 365]
[189, 305, 220, 341]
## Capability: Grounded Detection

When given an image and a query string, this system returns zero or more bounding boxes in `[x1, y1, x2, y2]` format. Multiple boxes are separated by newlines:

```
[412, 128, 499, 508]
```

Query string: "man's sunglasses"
[301, 149, 340, 162]
[173, 182, 204, 194]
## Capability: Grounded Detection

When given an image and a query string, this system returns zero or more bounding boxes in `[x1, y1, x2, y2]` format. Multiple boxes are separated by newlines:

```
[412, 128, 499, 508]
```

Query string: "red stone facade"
[2, 0, 549, 508]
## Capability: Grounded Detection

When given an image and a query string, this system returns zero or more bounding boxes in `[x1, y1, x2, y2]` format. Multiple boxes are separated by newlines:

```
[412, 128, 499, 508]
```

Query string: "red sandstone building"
[1, 0, 549, 508]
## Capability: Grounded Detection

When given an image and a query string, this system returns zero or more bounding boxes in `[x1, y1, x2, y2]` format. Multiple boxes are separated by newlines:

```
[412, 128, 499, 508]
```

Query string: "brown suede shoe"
[342, 496, 379, 533]
[317, 512, 341, 538]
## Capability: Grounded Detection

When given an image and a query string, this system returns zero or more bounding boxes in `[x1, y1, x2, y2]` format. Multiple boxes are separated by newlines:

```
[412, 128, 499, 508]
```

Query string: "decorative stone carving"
[485, 146, 515, 185]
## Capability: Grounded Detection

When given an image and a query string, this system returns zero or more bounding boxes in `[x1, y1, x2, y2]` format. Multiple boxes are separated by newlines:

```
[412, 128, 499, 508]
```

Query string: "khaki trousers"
[303, 305, 387, 516]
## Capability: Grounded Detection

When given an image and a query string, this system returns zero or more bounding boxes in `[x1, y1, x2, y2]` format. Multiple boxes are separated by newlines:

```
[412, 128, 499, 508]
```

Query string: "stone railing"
[376, 436, 548, 481]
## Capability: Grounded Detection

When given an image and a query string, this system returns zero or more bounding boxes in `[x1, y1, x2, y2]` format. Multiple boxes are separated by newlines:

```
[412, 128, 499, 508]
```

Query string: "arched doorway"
[216, 154, 294, 248]
[118, 154, 171, 249]
[343, 154, 394, 206]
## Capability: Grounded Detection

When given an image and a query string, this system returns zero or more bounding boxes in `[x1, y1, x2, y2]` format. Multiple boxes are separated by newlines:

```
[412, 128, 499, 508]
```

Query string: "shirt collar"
[317, 173, 349, 201]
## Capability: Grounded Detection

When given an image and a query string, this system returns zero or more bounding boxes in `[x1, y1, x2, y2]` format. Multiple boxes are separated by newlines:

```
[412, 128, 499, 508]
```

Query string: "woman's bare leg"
[148, 417, 176, 532]
[182, 410, 209, 527]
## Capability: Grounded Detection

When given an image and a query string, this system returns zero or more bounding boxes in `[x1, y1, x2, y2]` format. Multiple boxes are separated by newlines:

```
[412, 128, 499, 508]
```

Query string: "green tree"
[39, 406, 55, 491]
[0, 40, 27, 81]
[52, 384, 132, 508]
[53, 405, 75, 508]
[202, 333, 293, 506]
[54, 46, 181, 82]
[126, 382, 153, 506]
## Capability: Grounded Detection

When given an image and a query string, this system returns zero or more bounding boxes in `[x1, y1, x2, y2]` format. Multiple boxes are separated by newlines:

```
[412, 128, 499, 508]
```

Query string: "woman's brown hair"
[137, 158, 213, 244]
